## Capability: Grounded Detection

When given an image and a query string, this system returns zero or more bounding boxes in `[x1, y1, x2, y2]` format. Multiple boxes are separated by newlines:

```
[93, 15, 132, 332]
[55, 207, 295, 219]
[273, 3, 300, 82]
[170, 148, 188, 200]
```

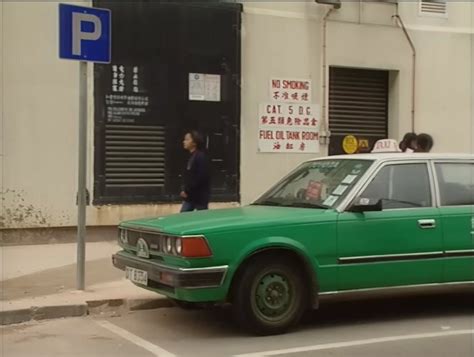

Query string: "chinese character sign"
[105, 63, 149, 124]
[258, 103, 321, 153]
[105, 94, 150, 124]
[270, 78, 312, 103]
[111, 64, 145, 93]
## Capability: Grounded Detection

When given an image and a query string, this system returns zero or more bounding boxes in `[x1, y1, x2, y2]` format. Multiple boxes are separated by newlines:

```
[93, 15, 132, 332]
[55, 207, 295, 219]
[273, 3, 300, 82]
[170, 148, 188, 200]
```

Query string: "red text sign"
[258, 103, 321, 153]
[270, 78, 312, 103]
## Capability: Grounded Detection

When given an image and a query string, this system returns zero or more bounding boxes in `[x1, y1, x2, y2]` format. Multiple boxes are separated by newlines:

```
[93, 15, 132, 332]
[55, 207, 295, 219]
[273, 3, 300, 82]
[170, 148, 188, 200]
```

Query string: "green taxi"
[112, 153, 474, 335]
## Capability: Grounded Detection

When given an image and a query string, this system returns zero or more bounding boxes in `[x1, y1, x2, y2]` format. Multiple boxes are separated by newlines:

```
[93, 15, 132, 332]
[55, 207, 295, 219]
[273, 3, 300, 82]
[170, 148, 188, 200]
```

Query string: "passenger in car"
[399, 132, 418, 153]
[415, 133, 434, 153]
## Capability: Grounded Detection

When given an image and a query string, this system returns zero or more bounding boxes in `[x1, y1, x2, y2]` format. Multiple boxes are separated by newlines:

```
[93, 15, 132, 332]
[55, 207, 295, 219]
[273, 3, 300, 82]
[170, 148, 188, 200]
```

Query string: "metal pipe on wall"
[321, 8, 334, 145]
[392, 14, 417, 133]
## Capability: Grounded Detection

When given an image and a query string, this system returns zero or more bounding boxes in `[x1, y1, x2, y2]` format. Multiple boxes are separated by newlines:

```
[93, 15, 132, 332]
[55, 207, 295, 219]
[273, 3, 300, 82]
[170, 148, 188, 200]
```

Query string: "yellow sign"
[342, 135, 358, 154]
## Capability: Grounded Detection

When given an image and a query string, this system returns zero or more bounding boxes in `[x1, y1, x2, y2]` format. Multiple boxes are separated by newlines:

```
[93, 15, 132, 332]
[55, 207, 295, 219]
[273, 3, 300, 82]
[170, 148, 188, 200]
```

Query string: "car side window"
[435, 163, 474, 206]
[361, 164, 432, 209]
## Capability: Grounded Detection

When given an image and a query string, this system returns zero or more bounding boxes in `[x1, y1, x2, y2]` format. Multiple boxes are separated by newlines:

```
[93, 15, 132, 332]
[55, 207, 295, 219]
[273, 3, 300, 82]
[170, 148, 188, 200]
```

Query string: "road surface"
[2, 292, 474, 356]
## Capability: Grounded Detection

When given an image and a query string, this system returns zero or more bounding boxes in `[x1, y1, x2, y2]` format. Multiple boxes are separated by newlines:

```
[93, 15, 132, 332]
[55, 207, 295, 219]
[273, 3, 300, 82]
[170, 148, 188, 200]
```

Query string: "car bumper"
[112, 251, 228, 290]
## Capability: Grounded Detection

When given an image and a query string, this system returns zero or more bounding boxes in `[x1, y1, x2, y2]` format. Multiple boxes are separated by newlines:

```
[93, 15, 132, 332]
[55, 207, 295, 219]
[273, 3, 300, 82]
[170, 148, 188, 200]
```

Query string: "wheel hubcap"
[255, 273, 291, 319]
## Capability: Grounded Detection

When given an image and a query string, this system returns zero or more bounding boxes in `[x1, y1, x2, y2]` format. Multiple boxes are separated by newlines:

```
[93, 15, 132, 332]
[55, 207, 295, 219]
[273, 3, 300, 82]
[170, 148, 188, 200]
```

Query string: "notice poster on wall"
[258, 103, 321, 153]
[189, 73, 221, 102]
[105, 64, 150, 124]
[105, 94, 150, 123]
[270, 78, 312, 103]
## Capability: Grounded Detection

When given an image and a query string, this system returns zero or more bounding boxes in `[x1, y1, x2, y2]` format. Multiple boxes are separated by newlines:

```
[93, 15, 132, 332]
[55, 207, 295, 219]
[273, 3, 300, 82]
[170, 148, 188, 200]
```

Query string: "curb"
[0, 297, 174, 326]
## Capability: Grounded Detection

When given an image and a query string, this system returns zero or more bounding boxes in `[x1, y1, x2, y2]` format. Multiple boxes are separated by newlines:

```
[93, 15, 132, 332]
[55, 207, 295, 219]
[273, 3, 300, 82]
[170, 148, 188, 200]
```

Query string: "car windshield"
[254, 159, 373, 209]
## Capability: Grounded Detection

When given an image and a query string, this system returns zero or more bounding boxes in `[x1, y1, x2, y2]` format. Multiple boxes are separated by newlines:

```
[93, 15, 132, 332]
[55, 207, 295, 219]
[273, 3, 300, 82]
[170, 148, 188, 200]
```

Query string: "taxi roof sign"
[371, 139, 401, 153]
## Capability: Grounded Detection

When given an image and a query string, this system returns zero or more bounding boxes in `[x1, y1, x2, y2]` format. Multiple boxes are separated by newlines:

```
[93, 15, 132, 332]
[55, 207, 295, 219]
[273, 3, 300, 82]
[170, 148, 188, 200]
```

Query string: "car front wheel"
[232, 255, 307, 335]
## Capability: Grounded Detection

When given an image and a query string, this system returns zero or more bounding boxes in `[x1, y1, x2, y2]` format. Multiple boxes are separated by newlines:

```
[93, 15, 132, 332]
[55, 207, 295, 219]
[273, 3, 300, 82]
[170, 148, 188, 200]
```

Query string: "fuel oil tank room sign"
[258, 102, 321, 153]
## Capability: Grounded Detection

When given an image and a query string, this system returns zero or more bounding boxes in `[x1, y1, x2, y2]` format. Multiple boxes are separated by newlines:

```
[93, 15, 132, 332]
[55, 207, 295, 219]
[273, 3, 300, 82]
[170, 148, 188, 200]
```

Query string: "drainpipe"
[321, 8, 334, 145]
[392, 14, 416, 133]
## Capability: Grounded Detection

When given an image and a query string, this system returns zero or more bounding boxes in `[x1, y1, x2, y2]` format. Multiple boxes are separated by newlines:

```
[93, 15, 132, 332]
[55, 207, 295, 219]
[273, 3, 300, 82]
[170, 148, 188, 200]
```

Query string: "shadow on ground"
[136, 291, 474, 338]
[2, 258, 123, 301]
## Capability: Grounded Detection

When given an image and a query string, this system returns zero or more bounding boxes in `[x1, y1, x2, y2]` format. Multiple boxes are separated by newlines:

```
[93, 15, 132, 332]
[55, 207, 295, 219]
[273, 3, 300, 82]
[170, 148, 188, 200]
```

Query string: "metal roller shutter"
[104, 124, 165, 188]
[328, 67, 389, 155]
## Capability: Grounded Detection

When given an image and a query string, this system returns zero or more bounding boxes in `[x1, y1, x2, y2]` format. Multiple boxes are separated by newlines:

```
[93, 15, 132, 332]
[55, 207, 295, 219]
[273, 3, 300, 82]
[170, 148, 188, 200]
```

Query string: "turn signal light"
[181, 237, 212, 258]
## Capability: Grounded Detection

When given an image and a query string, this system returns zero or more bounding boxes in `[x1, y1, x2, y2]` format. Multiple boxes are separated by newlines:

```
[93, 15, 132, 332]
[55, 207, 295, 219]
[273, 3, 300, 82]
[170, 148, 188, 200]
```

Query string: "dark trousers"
[180, 201, 208, 213]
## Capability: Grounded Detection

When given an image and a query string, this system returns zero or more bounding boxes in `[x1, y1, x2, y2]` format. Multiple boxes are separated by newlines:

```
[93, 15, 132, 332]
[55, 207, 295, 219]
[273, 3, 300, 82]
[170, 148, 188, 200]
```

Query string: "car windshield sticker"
[332, 184, 348, 196]
[306, 180, 322, 200]
[342, 174, 358, 185]
[323, 195, 338, 206]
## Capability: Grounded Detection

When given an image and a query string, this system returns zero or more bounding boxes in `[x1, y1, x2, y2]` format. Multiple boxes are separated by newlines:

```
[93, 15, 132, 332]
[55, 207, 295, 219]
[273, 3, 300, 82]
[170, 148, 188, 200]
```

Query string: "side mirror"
[349, 198, 383, 213]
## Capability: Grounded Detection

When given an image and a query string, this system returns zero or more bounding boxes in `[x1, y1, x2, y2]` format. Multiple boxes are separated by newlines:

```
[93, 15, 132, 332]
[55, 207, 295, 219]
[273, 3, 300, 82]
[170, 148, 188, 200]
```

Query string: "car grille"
[121, 228, 168, 257]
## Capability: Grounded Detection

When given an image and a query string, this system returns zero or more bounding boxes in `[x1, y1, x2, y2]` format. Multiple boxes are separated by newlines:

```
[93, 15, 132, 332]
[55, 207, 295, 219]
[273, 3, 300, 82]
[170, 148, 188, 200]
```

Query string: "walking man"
[180, 131, 211, 212]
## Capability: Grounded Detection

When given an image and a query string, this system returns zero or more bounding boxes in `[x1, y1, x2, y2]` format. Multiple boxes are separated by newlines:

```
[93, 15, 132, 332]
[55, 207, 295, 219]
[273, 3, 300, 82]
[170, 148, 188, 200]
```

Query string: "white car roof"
[308, 153, 474, 163]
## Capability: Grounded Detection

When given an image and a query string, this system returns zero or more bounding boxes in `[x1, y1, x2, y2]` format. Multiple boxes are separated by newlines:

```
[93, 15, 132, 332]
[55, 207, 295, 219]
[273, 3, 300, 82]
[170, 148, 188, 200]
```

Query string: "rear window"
[435, 163, 474, 206]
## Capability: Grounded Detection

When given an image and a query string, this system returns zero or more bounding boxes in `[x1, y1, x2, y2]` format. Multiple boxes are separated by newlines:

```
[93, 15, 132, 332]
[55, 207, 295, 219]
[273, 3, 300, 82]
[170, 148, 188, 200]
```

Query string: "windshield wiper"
[252, 200, 283, 207]
[282, 202, 329, 209]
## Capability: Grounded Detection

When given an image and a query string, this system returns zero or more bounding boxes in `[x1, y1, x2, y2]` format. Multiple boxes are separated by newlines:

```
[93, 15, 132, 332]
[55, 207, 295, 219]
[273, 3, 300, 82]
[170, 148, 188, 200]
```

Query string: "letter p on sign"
[59, 4, 111, 63]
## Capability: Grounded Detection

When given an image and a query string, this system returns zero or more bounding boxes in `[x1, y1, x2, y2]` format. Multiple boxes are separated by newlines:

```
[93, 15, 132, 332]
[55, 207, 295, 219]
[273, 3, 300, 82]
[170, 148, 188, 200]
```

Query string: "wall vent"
[420, 0, 447, 17]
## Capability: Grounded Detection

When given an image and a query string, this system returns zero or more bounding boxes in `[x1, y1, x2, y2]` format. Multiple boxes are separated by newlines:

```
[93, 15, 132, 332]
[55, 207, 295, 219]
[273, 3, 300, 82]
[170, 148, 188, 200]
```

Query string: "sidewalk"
[1, 242, 122, 300]
[1, 242, 171, 326]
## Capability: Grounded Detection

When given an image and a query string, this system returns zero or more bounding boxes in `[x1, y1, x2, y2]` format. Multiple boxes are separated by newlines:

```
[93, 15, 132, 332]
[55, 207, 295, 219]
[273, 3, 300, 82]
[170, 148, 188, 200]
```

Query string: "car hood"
[121, 205, 335, 235]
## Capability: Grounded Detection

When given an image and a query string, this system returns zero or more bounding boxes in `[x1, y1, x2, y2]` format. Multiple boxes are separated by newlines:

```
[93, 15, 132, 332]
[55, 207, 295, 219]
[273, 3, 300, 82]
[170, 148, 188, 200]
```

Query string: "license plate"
[125, 267, 148, 286]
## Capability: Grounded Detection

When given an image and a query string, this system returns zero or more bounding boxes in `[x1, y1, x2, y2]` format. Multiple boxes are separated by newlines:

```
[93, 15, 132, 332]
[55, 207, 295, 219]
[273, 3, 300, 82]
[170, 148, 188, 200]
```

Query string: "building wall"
[1, 1, 473, 229]
[3, 1, 80, 229]
[0, 0, 4, 226]
[240, 0, 474, 203]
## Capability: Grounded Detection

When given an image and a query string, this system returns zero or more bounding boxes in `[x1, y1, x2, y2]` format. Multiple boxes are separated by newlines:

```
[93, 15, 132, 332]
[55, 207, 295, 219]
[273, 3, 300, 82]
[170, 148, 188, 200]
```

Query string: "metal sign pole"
[60, 3, 111, 290]
[77, 60, 88, 290]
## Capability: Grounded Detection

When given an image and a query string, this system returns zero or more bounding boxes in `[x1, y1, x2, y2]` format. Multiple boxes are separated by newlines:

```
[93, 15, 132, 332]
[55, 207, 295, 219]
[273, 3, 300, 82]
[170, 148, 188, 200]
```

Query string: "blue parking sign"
[59, 4, 111, 63]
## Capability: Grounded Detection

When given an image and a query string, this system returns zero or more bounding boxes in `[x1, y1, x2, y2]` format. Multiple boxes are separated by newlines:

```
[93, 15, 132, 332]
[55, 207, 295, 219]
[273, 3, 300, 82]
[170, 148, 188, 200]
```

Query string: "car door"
[337, 161, 443, 290]
[434, 161, 474, 283]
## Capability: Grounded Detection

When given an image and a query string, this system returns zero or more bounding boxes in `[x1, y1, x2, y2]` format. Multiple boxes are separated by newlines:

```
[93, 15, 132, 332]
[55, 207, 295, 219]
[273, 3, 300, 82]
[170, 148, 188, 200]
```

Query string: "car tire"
[232, 255, 308, 335]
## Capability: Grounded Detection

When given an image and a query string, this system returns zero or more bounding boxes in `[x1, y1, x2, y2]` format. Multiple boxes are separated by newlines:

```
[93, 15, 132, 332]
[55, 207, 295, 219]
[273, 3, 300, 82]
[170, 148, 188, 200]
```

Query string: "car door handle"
[418, 219, 436, 229]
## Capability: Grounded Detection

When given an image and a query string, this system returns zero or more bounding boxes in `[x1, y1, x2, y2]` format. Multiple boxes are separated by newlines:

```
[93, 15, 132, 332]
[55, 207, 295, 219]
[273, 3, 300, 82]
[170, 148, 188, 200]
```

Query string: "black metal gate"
[93, 1, 241, 204]
[328, 67, 389, 155]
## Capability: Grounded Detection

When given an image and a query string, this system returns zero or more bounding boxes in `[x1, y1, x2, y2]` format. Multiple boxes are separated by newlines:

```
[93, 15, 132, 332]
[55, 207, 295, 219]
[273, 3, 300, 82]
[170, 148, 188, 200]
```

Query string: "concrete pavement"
[1, 242, 124, 302]
[1, 241, 171, 326]
[2, 292, 474, 356]
[0, 241, 119, 281]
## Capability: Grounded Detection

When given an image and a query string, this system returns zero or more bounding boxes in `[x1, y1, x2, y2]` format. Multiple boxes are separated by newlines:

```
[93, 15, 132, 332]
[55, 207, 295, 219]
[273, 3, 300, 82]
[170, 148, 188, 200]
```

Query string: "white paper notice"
[342, 175, 358, 185]
[204, 74, 221, 102]
[189, 73, 221, 102]
[323, 195, 338, 207]
[332, 185, 348, 196]
[189, 73, 205, 100]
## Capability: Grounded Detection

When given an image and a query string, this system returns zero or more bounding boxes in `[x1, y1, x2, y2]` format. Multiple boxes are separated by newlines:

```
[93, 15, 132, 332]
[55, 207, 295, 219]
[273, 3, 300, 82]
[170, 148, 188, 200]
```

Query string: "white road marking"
[95, 320, 176, 357]
[234, 329, 474, 357]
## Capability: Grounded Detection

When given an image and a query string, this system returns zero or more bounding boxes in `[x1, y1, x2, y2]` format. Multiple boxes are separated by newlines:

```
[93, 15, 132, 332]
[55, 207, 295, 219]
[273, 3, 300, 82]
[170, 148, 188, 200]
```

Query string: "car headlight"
[175, 238, 182, 255]
[119, 229, 128, 244]
[165, 236, 173, 254]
